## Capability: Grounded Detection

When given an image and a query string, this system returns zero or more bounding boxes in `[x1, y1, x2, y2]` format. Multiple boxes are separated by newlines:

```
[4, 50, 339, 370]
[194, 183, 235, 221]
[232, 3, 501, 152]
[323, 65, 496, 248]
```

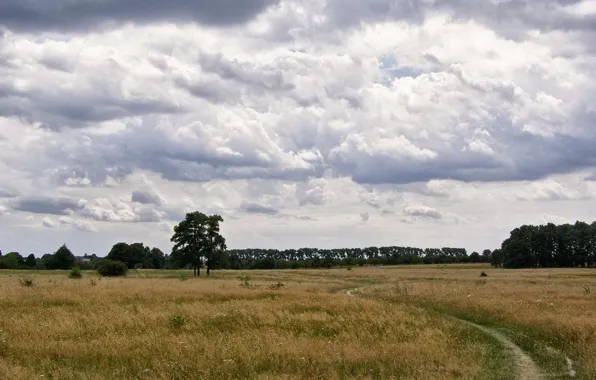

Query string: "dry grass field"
[0, 265, 594, 379]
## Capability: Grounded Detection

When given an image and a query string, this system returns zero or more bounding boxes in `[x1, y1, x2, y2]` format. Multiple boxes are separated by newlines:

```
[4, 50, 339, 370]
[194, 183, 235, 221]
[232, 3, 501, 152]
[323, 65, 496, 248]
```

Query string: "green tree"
[25, 254, 37, 268]
[148, 247, 166, 269]
[490, 249, 504, 268]
[0, 252, 24, 269]
[106, 242, 150, 269]
[170, 211, 227, 276]
[47, 244, 76, 270]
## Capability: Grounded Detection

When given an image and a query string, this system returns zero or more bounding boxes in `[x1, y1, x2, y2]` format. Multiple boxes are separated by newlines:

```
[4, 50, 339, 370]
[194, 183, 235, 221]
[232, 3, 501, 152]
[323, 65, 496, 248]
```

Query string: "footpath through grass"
[360, 265, 596, 380]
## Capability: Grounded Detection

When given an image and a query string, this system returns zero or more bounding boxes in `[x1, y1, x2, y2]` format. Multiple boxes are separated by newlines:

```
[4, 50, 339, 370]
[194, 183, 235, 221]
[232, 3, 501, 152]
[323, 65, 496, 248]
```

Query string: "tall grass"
[0, 270, 508, 380]
[362, 266, 596, 379]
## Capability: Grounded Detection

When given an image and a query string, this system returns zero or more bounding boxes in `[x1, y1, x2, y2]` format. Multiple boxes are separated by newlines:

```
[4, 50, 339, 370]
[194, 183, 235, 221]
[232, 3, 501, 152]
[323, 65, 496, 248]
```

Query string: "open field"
[0, 265, 595, 379]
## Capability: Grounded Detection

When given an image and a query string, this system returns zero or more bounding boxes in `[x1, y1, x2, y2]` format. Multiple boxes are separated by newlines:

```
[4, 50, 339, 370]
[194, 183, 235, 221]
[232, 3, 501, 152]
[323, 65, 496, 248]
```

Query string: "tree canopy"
[45, 244, 76, 270]
[170, 211, 227, 276]
[106, 242, 166, 269]
[499, 221, 596, 268]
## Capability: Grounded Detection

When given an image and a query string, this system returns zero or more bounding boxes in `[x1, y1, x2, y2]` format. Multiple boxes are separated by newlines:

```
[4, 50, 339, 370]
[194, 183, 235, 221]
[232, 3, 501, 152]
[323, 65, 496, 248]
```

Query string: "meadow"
[0, 265, 594, 379]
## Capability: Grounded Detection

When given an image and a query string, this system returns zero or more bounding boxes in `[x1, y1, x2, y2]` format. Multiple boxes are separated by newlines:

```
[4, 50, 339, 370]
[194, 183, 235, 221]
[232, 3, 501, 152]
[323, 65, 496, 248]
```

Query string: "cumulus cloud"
[1, 0, 596, 255]
[240, 201, 280, 215]
[296, 178, 330, 206]
[403, 205, 444, 220]
[58, 216, 98, 232]
[42, 217, 57, 228]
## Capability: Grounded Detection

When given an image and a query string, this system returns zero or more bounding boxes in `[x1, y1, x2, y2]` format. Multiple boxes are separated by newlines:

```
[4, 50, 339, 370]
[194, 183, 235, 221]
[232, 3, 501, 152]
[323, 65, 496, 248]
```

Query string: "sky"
[1, 0, 596, 256]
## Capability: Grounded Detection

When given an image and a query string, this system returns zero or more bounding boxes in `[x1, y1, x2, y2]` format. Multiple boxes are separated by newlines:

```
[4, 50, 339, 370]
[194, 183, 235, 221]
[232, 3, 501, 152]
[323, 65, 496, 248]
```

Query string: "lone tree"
[170, 211, 227, 276]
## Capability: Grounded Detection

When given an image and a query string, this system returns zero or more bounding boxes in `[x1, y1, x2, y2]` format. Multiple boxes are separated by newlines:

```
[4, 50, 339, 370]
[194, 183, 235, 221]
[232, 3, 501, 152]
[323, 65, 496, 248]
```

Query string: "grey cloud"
[323, 0, 426, 30]
[175, 52, 295, 104]
[0, 76, 184, 131]
[42, 217, 57, 228]
[45, 124, 319, 185]
[135, 206, 166, 222]
[295, 215, 316, 221]
[0, 0, 279, 33]
[3, 93, 183, 131]
[403, 206, 443, 220]
[330, 122, 596, 185]
[240, 201, 279, 215]
[132, 190, 164, 207]
[13, 196, 83, 215]
[322, 0, 596, 40]
[0, 189, 18, 198]
[198, 52, 295, 92]
[175, 77, 242, 105]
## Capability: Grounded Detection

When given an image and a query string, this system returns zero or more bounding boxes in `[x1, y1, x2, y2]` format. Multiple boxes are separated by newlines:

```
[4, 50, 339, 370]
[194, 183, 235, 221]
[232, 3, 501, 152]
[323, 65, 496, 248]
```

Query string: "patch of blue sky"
[378, 55, 424, 85]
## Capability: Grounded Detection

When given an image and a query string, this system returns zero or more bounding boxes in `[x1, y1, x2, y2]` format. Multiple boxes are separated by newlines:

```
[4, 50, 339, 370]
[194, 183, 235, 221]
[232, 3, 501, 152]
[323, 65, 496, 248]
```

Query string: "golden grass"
[0, 270, 509, 380]
[359, 265, 596, 379]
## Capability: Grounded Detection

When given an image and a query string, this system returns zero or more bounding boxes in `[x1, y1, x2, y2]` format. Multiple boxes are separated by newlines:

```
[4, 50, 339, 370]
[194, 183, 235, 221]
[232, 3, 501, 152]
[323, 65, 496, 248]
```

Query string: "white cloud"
[58, 216, 99, 232]
[42, 217, 57, 228]
[403, 205, 444, 220]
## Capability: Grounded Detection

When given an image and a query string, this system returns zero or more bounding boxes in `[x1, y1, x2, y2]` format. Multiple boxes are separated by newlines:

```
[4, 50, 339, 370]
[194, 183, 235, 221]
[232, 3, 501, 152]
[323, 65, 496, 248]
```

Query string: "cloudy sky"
[1, 0, 596, 256]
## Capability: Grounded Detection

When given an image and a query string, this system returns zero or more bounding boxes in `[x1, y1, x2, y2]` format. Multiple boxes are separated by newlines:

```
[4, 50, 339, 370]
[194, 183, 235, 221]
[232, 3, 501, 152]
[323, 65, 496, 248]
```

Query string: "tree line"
[2, 212, 595, 272]
[496, 221, 596, 268]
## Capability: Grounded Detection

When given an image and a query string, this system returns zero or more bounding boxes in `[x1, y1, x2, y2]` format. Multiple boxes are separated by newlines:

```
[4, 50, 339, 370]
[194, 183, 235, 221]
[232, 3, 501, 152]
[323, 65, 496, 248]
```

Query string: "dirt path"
[458, 319, 542, 380]
[344, 288, 543, 380]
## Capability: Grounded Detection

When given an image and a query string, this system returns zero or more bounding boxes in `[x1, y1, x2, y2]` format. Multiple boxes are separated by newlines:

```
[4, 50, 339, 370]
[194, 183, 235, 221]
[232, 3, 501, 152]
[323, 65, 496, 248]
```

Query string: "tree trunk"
[193, 266, 197, 276]
[207, 265, 210, 276]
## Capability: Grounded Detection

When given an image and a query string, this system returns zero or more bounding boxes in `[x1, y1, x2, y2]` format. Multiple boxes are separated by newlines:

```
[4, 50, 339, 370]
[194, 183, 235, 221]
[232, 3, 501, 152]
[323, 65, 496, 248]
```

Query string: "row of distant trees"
[2, 214, 595, 272]
[0, 245, 80, 270]
[0, 243, 168, 271]
[498, 221, 596, 268]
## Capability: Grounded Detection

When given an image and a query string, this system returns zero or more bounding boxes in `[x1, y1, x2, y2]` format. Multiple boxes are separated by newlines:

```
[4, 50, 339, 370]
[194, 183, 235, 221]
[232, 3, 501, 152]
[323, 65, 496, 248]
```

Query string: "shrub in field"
[269, 282, 285, 290]
[168, 314, 186, 329]
[480, 271, 488, 277]
[19, 278, 34, 287]
[69, 266, 83, 279]
[96, 260, 128, 277]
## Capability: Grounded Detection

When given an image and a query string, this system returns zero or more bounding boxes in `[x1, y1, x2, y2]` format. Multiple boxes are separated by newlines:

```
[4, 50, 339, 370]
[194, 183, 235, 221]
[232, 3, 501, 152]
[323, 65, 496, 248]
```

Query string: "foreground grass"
[1, 270, 509, 380]
[360, 266, 596, 379]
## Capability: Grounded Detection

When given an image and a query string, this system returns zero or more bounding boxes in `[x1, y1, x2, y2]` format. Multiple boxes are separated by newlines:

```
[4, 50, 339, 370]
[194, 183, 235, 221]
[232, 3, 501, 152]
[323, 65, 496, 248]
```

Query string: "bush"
[19, 278, 34, 287]
[96, 260, 128, 277]
[480, 271, 488, 277]
[69, 266, 83, 279]
[168, 314, 186, 329]
[269, 282, 285, 290]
